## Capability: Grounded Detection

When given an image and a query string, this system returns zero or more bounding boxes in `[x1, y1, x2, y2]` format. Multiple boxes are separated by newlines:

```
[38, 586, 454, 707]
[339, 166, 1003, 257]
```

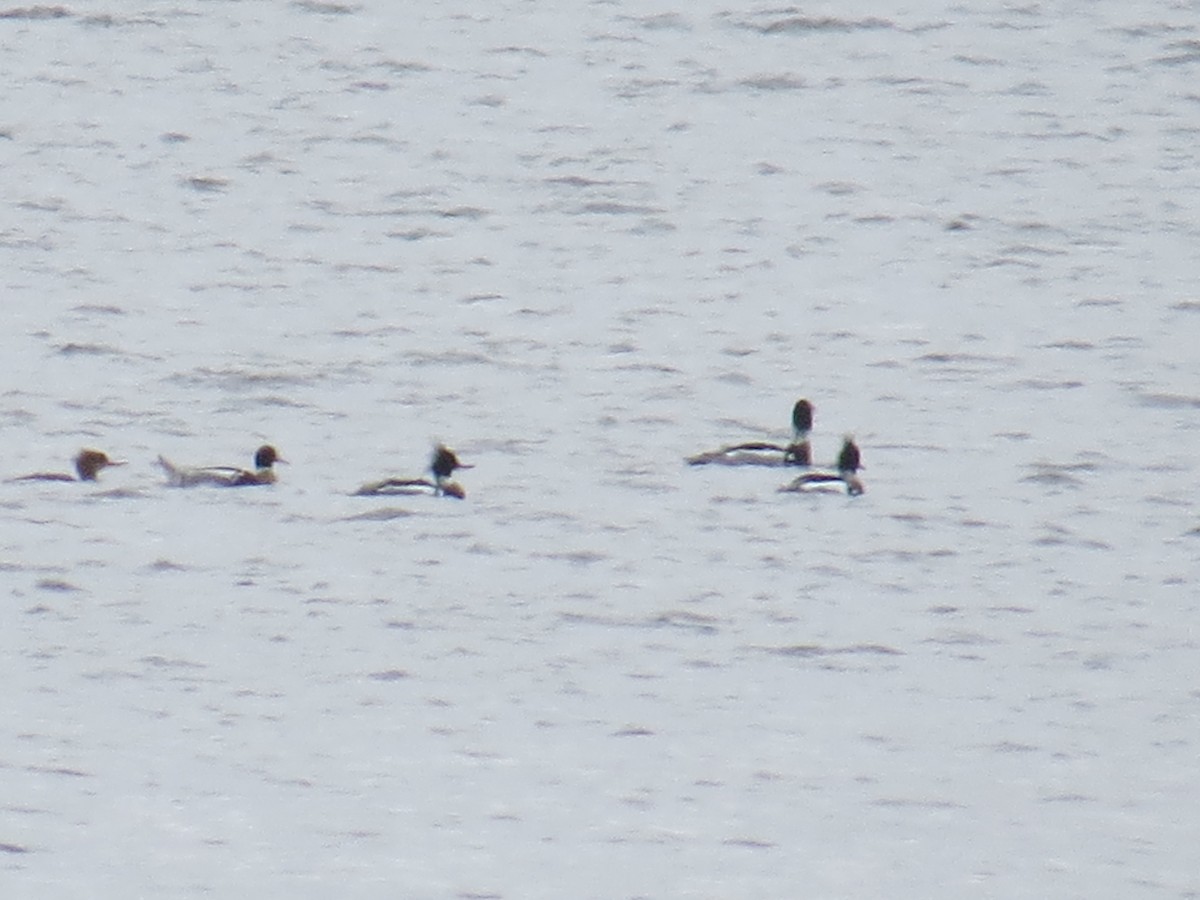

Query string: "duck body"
[158, 444, 283, 487]
[354, 477, 465, 499]
[10, 449, 124, 483]
[779, 471, 864, 496]
[687, 441, 810, 467]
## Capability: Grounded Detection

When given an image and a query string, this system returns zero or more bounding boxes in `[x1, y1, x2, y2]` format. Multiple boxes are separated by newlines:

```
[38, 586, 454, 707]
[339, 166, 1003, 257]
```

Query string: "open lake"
[2, 2, 1198, 897]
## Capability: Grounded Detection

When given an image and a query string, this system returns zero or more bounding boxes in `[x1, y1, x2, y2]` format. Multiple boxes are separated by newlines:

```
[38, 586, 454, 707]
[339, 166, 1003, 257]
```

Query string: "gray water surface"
[2, 3, 1198, 897]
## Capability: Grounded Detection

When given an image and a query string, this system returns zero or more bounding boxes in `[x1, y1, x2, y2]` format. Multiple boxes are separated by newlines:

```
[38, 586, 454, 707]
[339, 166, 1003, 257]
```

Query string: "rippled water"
[3, 2, 1199, 897]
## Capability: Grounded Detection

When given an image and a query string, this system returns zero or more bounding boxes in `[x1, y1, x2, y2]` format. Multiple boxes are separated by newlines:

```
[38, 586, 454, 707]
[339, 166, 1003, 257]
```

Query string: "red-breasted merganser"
[158, 444, 285, 487]
[779, 436, 864, 495]
[687, 397, 813, 467]
[10, 449, 125, 482]
[354, 444, 471, 499]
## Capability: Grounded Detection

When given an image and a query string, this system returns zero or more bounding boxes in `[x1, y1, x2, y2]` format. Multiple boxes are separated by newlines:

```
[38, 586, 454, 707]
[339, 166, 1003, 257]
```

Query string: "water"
[2, 2, 1199, 897]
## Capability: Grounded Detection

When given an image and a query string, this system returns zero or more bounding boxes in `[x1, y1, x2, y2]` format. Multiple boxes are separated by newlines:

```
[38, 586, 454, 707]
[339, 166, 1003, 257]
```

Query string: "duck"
[687, 397, 813, 467]
[10, 449, 125, 483]
[779, 436, 864, 495]
[158, 444, 284, 487]
[354, 444, 470, 499]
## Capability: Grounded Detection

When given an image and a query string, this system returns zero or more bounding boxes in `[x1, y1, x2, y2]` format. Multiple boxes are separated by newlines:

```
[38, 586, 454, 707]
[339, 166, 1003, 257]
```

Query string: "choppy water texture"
[2, 2, 1199, 898]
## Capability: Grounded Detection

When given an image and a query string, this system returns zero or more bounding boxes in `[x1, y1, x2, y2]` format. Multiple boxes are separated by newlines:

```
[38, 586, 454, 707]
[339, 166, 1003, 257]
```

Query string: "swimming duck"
[158, 444, 284, 487]
[354, 444, 470, 499]
[779, 436, 864, 495]
[10, 449, 125, 483]
[687, 397, 813, 467]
